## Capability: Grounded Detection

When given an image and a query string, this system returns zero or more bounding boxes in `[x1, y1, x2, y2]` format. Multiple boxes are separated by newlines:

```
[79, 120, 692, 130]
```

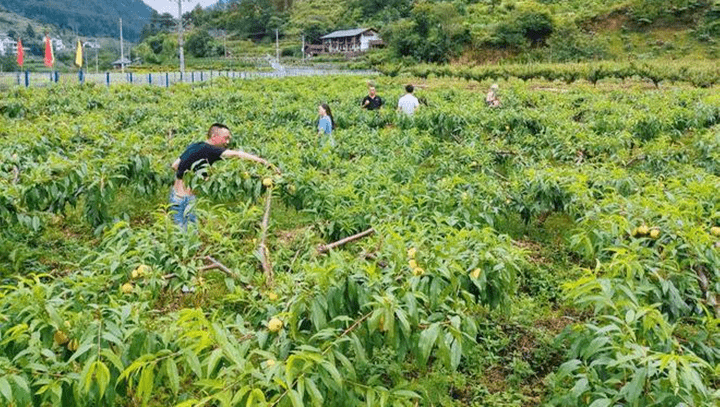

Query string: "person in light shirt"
[397, 84, 420, 115]
[486, 83, 501, 107]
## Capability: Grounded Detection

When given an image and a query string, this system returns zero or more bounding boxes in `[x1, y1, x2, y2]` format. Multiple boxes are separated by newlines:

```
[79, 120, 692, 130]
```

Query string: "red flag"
[17, 38, 24, 67]
[43, 36, 54, 67]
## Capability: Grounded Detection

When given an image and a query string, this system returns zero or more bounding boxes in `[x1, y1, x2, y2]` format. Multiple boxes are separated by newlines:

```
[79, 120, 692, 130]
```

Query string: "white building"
[320, 28, 383, 54]
[51, 37, 65, 51]
[0, 36, 15, 56]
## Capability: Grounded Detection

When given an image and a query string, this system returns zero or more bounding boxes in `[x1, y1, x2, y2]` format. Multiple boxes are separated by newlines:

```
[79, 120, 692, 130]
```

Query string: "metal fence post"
[129, 72, 133, 83]
[106, 72, 110, 86]
[192, 72, 194, 83]
[148, 73, 152, 85]
[200, 71, 203, 81]
[54, 71, 59, 83]
[24, 70, 29, 87]
[166, 73, 169, 87]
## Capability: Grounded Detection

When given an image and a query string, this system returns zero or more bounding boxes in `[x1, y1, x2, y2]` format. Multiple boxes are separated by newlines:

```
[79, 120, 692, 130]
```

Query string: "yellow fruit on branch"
[637, 225, 649, 236]
[649, 229, 660, 239]
[268, 317, 283, 332]
[54, 330, 69, 345]
[470, 268, 481, 279]
[412, 267, 424, 276]
[711, 226, 720, 237]
[121, 283, 134, 294]
[262, 178, 274, 187]
[267, 292, 278, 301]
[407, 247, 416, 258]
[408, 259, 418, 269]
[266, 359, 276, 367]
[67, 338, 79, 352]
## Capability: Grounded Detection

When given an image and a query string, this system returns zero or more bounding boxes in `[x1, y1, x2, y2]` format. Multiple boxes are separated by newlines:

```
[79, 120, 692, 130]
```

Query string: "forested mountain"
[0, 0, 153, 40]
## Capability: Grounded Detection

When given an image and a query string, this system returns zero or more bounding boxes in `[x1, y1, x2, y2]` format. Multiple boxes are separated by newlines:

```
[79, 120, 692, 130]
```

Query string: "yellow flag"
[75, 39, 83, 68]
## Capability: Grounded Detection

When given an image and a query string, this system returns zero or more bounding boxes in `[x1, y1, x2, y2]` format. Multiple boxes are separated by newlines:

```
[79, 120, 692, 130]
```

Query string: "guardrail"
[0, 68, 378, 88]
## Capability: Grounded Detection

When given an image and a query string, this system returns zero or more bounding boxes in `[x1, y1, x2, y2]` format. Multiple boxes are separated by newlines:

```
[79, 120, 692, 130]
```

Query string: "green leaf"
[165, 359, 180, 396]
[11, 375, 30, 406]
[621, 366, 646, 402]
[207, 348, 223, 377]
[95, 361, 111, 398]
[305, 378, 324, 407]
[288, 389, 304, 407]
[185, 350, 203, 378]
[450, 339, 462, 371]
[418, 323, 440, 365]
[588, 398, 611, 407]
[321, 360, 343, 388]
[137, 364, 155, 406]
[0, 377, 12, 401]
[100, 349, 124, 372]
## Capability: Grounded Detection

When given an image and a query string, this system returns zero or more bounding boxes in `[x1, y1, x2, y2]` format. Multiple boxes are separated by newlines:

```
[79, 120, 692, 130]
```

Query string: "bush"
[281, 47, 300, 58]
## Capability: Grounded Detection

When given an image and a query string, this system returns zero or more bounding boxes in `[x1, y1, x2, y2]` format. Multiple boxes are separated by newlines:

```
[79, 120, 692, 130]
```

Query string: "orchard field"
[0, 73, 719, 407]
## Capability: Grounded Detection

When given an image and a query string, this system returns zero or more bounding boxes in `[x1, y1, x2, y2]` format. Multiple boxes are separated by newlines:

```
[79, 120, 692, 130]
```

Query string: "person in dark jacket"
[169, 123, 279, 229]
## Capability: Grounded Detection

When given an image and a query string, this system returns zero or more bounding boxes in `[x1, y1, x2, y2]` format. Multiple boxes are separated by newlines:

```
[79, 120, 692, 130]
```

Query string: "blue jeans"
[169, 189, 196, 229]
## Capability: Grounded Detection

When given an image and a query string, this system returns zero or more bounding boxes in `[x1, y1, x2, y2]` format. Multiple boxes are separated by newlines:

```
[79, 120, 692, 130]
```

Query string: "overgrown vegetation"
[1, 73, 719, 406]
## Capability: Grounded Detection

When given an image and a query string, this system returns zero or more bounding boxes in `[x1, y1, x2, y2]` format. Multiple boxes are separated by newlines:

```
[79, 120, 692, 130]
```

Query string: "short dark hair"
[405, 84, 414, 93]
[207, 123, 229, 139]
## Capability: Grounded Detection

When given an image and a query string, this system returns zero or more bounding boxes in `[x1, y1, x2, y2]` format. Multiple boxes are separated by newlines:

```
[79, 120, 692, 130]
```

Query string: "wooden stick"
[317, 228, 375, 254]
[204, 255, 235, 278]
[259, 188, 274, 283]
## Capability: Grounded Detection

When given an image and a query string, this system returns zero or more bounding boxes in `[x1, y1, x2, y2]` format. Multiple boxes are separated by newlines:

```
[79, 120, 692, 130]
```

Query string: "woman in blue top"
[317, 103, 335, 147]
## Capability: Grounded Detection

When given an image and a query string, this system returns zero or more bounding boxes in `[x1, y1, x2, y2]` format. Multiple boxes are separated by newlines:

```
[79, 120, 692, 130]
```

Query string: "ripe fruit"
[637, 225, 649, 236]
[287, 184, 296, 194]
[121, 283, 134, 294]
[407, 247, 416, 258]
[649, 229, 660, 239]
[242, 171, 250, 179]
[268, 317, 283, 332]
[711, 226, 720, 237]
[262, 178, 273, 187]
[470, 268, 481, 279]
[266, 359, 276, 367]
[54, 330, 69, 345]
[67, 338, 79, 352]
[267, 292, 278, 301]
[408, 259, 418, 269]
[412, 267, 424, 276]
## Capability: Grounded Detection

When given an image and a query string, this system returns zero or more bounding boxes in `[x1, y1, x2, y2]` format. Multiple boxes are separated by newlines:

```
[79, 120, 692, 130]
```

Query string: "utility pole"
[223, 30, 228, 58]
[95, 46, 98, 73]
[119, 18, 124, 73]
[302, 34, 305, 60]
[177, 0, 185, 76]
[275, 29, 279, 63]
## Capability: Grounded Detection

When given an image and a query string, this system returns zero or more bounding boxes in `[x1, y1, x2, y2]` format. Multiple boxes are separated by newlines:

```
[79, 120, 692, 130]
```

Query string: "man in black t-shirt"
[361, 86, 383, 110]
[169, 123, 279, 229]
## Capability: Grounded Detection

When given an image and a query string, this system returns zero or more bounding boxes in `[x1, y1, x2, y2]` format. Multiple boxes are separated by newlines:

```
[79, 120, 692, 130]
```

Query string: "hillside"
[0, 0, 153, 41]
[144, 0, 720, 66]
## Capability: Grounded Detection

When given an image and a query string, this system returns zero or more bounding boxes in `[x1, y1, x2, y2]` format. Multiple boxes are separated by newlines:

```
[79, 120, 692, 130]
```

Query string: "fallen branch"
[624, 155, 646, 168]
[317, 228, 375, 254]
[259, 188, 274, 283]
[202, 255, 236, 278]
